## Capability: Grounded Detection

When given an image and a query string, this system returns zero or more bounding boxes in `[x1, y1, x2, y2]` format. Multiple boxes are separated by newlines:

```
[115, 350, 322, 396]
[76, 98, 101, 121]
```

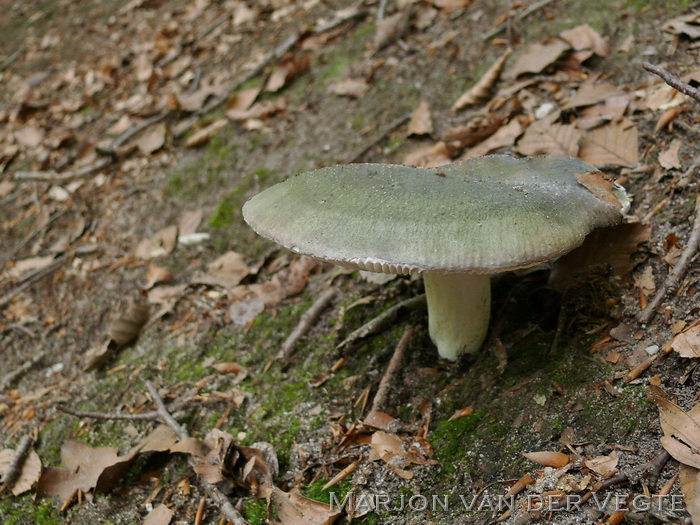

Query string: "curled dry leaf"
[669, 319, 700, 359]
[108, 299, 150, 345]
[271, 486, 342, 525]
[578, 117, 638, 168]
[523, 451, 570, 468]
[266, 55, 312, 92]
[142, 504, 175, 525]
[330, 78, 370, 98]
[403, 141, 451, 168]
[648, 386, 700, 470]
[517, 118, 580, 157]
[374, 11, 410, 50]
[145, 264, 173, 289]
[658, 139, 682, 170]
[227, 99, 287, 121]
[185, 118, 228, 148]
[137, 122, 166, 155]
[135, 226, 179, 259]
[679, 464, 700, 524]
[559, 24, 609, 62]
[407, 101, 433, 136]
[212, 362, 244, 375]
[561, 80, 625, 110]
[663, 12, 700, 39]
[193, 251, 250, 288]
[584, 451, 619, 477]
[461, 119, 522, 159]
[227, 87, 260, 113]
[448, 405, 474, 422]
[0, 448, 42, 496]
[452, 47, 512, 111]
[506, 37, 570, 79]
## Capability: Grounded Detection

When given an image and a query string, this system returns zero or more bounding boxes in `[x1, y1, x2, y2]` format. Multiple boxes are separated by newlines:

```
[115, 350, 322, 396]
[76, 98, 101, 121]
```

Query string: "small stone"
[645, 345, 660, 355]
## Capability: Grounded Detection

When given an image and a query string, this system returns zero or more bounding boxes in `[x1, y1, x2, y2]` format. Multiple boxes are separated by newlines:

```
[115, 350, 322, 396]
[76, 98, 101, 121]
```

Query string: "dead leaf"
[648, 386, 700, 470]
[517, 118, 580, 157]
[147, 284, 187, 305]
[578, 117, 638, 168]
[143, 504, 174, 525]
[107, 299, 150, 345]
[663, 12, 700, 39]
[135, 226, 178, 259]
[271, 487, 342, 525]
[145, 264, 173, 289]
[330, 78, 369, 98]
[4, 255, 55, 281]
[178, 210, 203, 237]
[641, 71, 700, 111]
[14, 123, 45, 147]
[574, 169, 622, 208]
[0, 448, 42, 496]
[658, 139, 682, 170]
[669, 319, 700, 359]
[193, 251, 250, 288]
[374, 11, 409, 49]
[634, 266, 656, 296]
[185, 119, 228, 148]
[576, 95, 629, 130]
[402, 141, 451, 167]
[228, 88, 260, 112]
[506, 37, 570, 78]
[559, 24, 609, 62]
[226, 99, 287, 121]
[448, 406, 474, 421]
[461, 118, 522, 159]
[266, 55, 311, 92]
[523, 451, 570, 468]
[137, 123, 166, 155]
[585, 451, 619, 477]
[212, 362, 244, 375]
[407, 101, 433, 136]
[679, 465, 700, 524]
[561, 80, 625, 110]
[453, 48, 512, 111]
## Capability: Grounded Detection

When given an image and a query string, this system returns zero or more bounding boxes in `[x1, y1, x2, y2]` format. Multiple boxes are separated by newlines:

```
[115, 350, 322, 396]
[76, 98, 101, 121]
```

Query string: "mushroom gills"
[422, 272, 491, 360]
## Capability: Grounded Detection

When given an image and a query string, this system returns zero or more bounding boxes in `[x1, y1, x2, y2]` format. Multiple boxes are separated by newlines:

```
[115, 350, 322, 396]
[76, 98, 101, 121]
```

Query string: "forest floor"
[1, 0, 700, 524]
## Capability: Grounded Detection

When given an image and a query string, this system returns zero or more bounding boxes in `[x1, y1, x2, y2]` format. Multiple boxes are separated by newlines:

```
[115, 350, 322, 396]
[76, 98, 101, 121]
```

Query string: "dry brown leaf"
[147, 284, 187, 305]
[227, 99, 287, 121]
[634, 266, 656, 296]
[178, 210, 203, 237]
[679, 465, 700, 524]
[585, 451, 619, 477]
[432, 0, 471, 12]
[461, 118, 522, 159]
[559, 24, 609, 62]
[145, 264, 173, 289]
[523, 451, 570, 468]
[176, 85, 220, 112]
[669, 319, 700, 359]
[14, 123, 46, 147]
[574, 169, 622, 209]
[108, 300, 150, 346]
[330, 78, 370, 98]
[648, 386, 700, 470]
[517, 118, 580, 157]
[448, 406, 474, 422]
[185, 119, 228, 148]
[143, 504, 174, 525]
[4, 255, 55, 281]
[641, 71, 700, 111]
[578, 117, 638, 168]
[663, 12, 700, 39]
[452, 48, 512, 111]
[193, 251, 250, 288]
[658, 139, 682, 170]
[212, 362, 244, 375]
[576, 95, 629, 130]
[374, 11, 409, 49]
[506, 37, 570, 78]
[137, 123, 166, 155]
[266, 55, 312, 92]
[271, 487, 342, 525]
[0, 448, 42, 496]
[228, 87, 260, 112]
[402, 141, 451, 167]
[561, 81, 625, 110]
[135, 226, 179, 259]
[407, 101, 433, 136]
[444, 114, 504, 151]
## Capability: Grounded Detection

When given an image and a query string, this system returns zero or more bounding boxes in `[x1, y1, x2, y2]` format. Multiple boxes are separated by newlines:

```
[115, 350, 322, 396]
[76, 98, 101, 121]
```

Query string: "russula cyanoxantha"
[242, 154, 629, 360]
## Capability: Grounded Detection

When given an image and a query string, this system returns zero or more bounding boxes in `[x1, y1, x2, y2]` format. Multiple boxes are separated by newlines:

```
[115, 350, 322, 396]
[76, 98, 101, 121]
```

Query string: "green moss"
[430, 412, 482, 478]
[0, 495, 62, 525]
[209, 167, 275, 230]
[303, 479, 353, 504]
[242, 498, 268, 524]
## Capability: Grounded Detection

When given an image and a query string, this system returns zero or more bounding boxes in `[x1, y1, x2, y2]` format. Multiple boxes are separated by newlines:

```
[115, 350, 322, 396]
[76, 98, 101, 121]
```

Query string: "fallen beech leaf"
[143, 504, 174, 525]
[178, 210, 203, 237]
[266, 55, 311, 92]
[634, 266, 656, 296]
[452, 47, 512, 111]
[448, 406, 474, 421]
[108, 299, 150, 346]
[330, 78, 369, 98]
[559, 24, 609, 62]
[226, 99, 287, 121]
[658, 139, 682, 170]
[137, 123, 166, 155]
[193, 251, 250, 288]
[461, 119, 522, 159]
[585, 451, 619, 477]
[506, 37, 570, 78]
[663, 12, 700, 39]
[444, 114, 504, 150]
[669, 319, 700, 359]
[403, 141, 451, 168]
[147, 284, 187, 305]
[648, 386, 700, 470]
[227, 87, 260, 112]
[145, 264, 173, 289]
[523, 451, 570, 468]
[574, 169, 622, 208]
[14, 123, 45, 147]
[432, 0, 471, 12]
[5, 255, 55, 281]
[679, 465, 700, 524]
[641, 71, 700, 111]
[185, 119, 228, 148]
[135, 226, 179, 259]
[212, 362, 244, 375]
[517, 118, 580, 157]
[576, 95, 629, 130]
[578, 118, 638, 168]
[0, 448, 42, 496]
[271, 486, 342, 525]
[374, 11, 409, 49]
[407, 101, 433, 136]
[561, 80, 625, 110]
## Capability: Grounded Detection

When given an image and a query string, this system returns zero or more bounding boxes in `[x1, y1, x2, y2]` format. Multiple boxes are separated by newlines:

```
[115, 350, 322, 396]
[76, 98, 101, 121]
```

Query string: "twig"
[638, 197, 700, 324]
[0, 433, 35, 493]
[278, 288, 337, 361]
[58, 406, 159, 421]
[337, 294, 425, 350]
[346, 112, 411, 163]
[377, 0, 389, 20]
[369, 325, 413, 414]
[0, 255, 68, 309]
[145, 381, 249, 525]
[642, 62, 700, 104]
[0, 349, 48, 391]
[485, 0, 557, 40]
[98, 113, 168, 157]
[1, 47, 23, 72]
[13, 158, 112, 184]
[4, 210, 66, 267]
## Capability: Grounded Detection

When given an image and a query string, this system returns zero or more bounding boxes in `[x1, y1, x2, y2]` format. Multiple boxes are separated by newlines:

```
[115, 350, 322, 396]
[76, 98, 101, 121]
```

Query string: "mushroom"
[242, 155, 629, 360]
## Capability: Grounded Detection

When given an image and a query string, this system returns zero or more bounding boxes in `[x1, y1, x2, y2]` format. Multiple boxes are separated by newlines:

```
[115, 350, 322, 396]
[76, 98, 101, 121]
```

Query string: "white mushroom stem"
[422, 272, 491, 360]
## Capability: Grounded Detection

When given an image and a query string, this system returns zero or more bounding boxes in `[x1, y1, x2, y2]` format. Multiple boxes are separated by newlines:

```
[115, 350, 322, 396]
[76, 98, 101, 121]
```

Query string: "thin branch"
[337, 294, 425, 350]
[0, 433, 35, 493]
[98, 113, 168, 157]
[377, 0, 389, 21]
[0, 255, 68, 309]
[638, 197, 700, 324]
[13, 158, 112, 184]
[144, 381, 249, 525]
[278, 288, 337, 361]
[58, 406, 159, 421]
[642, 62, 700, 104]
[0, 349, 48, 391]
[369, 325, 413, 414]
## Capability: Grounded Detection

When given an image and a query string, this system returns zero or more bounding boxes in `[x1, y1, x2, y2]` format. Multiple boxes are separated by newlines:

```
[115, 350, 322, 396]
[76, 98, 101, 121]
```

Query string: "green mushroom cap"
[242, 155, 627, 275]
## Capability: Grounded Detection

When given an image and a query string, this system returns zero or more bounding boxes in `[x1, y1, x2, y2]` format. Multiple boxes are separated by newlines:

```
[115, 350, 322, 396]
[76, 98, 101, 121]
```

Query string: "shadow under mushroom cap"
[242, 155, 626, 275]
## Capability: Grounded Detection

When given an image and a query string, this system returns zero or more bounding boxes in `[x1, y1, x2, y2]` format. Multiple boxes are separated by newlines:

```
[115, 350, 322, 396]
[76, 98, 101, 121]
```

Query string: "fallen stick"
[13, 157, 112, 184]
[0, 349, 48, 391]
[369, 325, 413, 414]
[642, 62, 700, 105]
[337, 294, 425, 350]
[278, 288, 337, 361]
[0, 433, 35, 493]
[98, 113, 168, 157]
[0, 255, 68, 309]
[638, 197, 700, 324]
[58, 406, 159, 421]
[145, 381, 249, 525]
